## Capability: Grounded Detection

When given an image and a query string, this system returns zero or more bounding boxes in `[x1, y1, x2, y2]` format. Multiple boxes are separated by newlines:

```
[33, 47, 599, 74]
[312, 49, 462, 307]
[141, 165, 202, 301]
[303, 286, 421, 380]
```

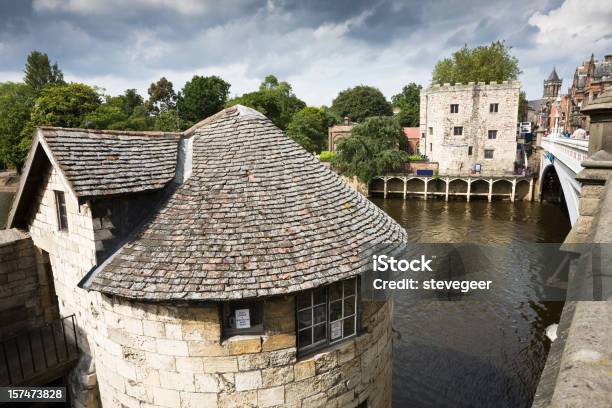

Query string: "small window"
[453, 126, 463, 136]
[468, 146, 473, 155]
[222, 301, 263, 337]
[296, 277, 358, 354]
[488, 130, 497, 139]
[430, 143, 433, 152]
[450, 104, 459, 113]
[490, 103, 499, 113]
[428, 127, 433, 135]
[54, 191, 68, 231]
[484, 149, 494, 159]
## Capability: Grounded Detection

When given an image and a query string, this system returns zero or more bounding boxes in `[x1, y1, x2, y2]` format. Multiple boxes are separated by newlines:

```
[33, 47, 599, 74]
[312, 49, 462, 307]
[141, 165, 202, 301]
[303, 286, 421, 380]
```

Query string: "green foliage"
[391, 83, 422, 127]
[0, 83, 36, 171]
[29, 83, 100, 128]
[24, 51, 64, 94]
[406, 154, 426, 161]
[431, 41, 521, 85]
[146, 77, 176, 114]
[518, 91, 527, 121]
[177, 75, 230, 125]
[227, 75, 305, 130]
[153, 109, 189, 132]
[332, 116, 407, 182]
[286, 107, 334, 153]
[330, 85, 392, 123]
[318, 151, 336, 162]
[85, 89, 154, 130]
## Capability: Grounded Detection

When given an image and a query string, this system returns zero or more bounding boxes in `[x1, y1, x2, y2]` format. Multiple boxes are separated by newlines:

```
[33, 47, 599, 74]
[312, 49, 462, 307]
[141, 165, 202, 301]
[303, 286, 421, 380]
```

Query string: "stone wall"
[420, 81, 520, 176]
[0, 229, 57, 339]
[92, 295, 393, 408]
[26, 165, 101, 407]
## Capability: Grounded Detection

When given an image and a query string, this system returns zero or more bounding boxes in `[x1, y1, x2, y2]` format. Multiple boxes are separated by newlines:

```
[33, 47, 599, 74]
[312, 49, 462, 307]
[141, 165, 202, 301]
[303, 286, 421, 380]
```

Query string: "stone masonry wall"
[93, 295, 393, 408]
[0, 229, 57, 339]
[27, 165, 101, 407]
[420, 82, 520, 176]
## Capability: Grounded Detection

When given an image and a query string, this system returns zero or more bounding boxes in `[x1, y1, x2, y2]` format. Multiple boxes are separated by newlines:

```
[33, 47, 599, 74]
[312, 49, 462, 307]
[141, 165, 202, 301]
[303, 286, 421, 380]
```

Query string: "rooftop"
[82, 105, 407, 301]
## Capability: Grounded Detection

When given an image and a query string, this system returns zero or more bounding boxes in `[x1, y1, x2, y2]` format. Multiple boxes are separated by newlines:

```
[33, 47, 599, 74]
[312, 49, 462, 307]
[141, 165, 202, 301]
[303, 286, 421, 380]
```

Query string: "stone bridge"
[539, 136, 589, 225]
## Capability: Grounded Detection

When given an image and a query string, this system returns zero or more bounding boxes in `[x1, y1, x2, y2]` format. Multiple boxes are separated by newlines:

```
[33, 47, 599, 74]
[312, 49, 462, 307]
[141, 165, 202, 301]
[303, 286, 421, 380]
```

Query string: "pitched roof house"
[7, 105, 406, 407]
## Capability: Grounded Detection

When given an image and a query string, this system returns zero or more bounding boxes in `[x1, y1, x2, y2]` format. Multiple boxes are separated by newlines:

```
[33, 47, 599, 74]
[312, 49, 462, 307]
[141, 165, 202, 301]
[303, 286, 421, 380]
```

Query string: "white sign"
[330, 320, 342, 340]
[520, 122, 531, 133]
[235, 309, 251, 329]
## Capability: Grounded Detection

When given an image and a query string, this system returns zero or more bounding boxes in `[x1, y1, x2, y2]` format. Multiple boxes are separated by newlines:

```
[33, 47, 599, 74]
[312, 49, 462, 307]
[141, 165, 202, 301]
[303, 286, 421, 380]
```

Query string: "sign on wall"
[235, 308, 251, 329]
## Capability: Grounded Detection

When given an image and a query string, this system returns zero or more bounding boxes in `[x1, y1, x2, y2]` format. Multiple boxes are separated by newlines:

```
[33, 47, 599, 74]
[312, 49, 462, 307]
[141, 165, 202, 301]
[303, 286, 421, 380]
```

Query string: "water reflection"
[371, 198, 571, 408]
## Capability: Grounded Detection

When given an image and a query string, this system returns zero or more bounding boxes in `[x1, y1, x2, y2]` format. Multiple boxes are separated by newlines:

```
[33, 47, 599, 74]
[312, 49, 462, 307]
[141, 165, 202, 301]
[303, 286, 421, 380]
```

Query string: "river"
[371, 198, 571, 408]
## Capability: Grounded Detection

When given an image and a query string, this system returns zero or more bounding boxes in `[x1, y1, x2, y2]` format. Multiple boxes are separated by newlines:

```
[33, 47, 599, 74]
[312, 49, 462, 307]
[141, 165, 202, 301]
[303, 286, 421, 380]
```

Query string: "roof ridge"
[38, 126, 182, 137]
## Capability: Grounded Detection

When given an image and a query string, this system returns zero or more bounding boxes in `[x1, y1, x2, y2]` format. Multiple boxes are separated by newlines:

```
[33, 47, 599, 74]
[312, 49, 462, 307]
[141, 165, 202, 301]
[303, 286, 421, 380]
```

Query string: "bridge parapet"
[541, 136, 589, 174]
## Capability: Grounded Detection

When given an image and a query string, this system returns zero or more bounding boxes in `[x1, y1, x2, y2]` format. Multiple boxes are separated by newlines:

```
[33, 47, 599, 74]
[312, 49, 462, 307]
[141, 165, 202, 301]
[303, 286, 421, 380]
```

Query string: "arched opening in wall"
[540, 166, 562, 203]
[540, 165, 569, 219]
[405, 178, 425, 196]
[448, 179, 468, 196]
[427, 179, 446, 197]
[369, 178, 385, 196]
[387, 178, 404, 197]
[515, 180, 530, 200]
[470, 179, 490, 197]
[492, 180, 512, 198]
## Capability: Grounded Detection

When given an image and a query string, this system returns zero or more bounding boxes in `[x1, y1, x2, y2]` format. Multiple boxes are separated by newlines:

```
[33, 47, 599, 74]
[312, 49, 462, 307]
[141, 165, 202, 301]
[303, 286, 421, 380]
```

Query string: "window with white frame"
[296, 277, 358, 353]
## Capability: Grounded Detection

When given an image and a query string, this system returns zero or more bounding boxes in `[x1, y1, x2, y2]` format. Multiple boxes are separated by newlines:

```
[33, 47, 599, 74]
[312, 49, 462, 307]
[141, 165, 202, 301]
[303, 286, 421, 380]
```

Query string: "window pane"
[297, 292, 311, 310]
[343, 317, 355, 337]
[313, 304, 326, 324]
[343, 279, 355, 296]
[298, 309, 312, 329]
[330, 320, 342, 341]
[313, 323, 326, 343]
[298, 329, 312, 349]
[344, 296, 355, 316]
[329, 282, 342, 301]
[329, 300, 342, 321]
[313, 287, 326, 305]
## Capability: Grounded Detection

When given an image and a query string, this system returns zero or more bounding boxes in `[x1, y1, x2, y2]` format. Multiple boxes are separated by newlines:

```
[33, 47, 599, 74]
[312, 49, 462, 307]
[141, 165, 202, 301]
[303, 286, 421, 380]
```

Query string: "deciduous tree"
[332, 116, 407, 182]
[286, 107, 335, 153]
[177, 75, 230, 125]
[331, 86, 392, 123]
[0, 83, 35, 171]
[146, 77, 176, 114]
[432, 41, 521, 85]
[391, 83, 422, 127]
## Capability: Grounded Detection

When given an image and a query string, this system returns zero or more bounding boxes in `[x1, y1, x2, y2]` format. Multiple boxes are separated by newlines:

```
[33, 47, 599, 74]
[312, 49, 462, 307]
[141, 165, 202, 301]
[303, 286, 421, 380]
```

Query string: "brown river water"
[371, 198, 571, 408]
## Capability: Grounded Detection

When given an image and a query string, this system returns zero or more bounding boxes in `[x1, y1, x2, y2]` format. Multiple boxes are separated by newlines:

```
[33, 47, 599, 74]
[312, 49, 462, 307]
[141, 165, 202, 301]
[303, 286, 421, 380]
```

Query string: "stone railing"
[541, 136, 589, 174]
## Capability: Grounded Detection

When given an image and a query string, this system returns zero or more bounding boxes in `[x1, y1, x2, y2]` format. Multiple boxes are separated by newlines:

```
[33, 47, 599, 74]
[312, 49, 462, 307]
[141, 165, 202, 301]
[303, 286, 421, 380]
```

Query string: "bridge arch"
[540, 164, 563, 204]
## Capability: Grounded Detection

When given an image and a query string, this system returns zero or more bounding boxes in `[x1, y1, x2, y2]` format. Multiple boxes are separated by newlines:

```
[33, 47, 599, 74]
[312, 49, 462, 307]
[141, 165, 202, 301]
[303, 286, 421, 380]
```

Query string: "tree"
[86, 90, 154, 131]
[431, 41, 521, 85]
[227, 75, 306, 130]
[28, 83, 100, 128]
[330, 85, 392, 123]
[332, 116, 407, 182]
[23, 51, 64, 94]
[0, 83, 35, 171]
[286, 107, 335, 153]
[177, 75, 230, 125]
[146, 77, 176, 114]
[391, 83, 422, 127]
[154, 109, 188, 132]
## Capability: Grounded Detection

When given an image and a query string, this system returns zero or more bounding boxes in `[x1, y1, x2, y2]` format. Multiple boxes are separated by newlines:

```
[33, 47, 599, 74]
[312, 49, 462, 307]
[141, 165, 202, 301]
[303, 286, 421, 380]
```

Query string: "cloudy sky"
[1, 0, 611, 105]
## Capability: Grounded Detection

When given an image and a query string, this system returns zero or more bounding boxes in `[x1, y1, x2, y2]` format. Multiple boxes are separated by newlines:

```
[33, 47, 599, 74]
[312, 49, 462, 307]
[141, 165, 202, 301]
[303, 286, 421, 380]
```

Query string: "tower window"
[450, 104, 459, 113]
[484, 149, 494, 159]
[488, 130, 498, 139]
[489, 103, 499, 113]
[453, 126, 463, 136]
[468, 146, 473, 155]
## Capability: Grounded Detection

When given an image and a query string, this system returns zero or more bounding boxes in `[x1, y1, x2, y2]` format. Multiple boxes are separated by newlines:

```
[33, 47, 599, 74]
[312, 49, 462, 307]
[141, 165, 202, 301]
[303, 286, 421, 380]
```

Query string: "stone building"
[327, 118, 356, 152]
[419, 81, 520, 176]
[569, 54, 612, 131]
[6, 105, 406, 407]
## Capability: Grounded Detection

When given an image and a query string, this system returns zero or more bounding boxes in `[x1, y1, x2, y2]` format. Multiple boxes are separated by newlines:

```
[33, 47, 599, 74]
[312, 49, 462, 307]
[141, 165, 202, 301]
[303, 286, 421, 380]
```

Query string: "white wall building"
[420, 81, 520, 176]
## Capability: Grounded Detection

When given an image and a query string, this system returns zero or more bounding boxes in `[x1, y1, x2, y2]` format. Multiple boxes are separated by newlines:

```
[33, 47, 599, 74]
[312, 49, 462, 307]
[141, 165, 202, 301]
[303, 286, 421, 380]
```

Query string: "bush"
[407, 154, 427, 161]
[319, 151, 336, 162]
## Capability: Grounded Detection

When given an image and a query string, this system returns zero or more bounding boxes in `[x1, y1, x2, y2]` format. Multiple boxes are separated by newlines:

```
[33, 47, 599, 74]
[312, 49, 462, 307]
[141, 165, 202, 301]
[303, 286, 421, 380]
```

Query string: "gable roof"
[7, 128, 180, 228]
[83, 105, 407, 301]
[39, 127, 180, 197]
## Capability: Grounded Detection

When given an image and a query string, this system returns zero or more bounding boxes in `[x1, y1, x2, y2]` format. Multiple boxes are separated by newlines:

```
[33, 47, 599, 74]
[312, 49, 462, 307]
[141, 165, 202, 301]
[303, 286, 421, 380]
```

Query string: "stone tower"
[544, 68, 562, 99]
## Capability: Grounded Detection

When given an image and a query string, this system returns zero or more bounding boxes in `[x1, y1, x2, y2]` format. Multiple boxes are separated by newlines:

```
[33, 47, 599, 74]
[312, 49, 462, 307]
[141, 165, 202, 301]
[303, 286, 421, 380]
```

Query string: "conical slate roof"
[86, 105, 407, 301]
[547, 68, 560, 81]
